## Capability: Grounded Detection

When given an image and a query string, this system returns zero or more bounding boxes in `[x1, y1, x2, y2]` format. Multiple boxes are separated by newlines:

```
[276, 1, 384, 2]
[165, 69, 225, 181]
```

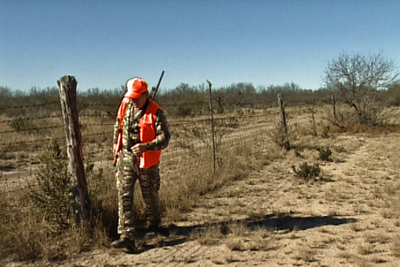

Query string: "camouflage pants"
[115, 149, 161, 240]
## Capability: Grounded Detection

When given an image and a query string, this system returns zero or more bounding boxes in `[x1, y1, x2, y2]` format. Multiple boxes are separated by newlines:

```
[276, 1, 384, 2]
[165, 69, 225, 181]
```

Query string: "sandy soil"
[11, 130, 399, 267]
[4, 107, 400, 267]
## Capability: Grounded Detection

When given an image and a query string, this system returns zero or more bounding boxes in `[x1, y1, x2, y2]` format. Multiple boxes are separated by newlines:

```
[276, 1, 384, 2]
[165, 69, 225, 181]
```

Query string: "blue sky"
[1, 0, 399, 92]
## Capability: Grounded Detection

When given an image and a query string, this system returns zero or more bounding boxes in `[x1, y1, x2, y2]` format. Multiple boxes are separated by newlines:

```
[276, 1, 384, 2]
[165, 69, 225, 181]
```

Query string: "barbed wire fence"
[0, 100, 66, 195]
[0, 79, 332, 209]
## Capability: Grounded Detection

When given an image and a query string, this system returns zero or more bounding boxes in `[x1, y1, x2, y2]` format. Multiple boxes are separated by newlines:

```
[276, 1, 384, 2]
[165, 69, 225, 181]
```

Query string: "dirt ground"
[7, 129, 400, 267]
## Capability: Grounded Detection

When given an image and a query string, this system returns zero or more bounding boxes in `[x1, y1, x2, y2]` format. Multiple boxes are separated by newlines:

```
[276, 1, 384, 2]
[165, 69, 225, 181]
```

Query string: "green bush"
[28, 141, 72, 230]
[269, 120, 291, 151]
[318, 146, 332, 162]
[9, 117, 37, 133]
[177, 103, 193, 117]
[292, 162, 321, 181]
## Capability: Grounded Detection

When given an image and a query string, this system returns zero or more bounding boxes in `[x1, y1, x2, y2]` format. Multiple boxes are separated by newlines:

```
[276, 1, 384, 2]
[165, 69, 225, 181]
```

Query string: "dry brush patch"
[1, 109, 278, 265]
[165, 122, 400, 266]
[2, 106, 400, 266]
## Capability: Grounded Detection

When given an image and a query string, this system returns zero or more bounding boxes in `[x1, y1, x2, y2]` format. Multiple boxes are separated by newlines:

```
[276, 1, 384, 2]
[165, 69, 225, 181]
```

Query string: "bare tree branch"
[324, 52, 399, 125]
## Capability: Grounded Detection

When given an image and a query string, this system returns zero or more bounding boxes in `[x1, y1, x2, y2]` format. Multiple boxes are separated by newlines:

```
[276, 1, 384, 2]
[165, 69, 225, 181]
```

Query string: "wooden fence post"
[207, 80, 216, 175]
[331, 94, 337, 124]
[278, 93, 291, 151]
[57, 75, 91, 224]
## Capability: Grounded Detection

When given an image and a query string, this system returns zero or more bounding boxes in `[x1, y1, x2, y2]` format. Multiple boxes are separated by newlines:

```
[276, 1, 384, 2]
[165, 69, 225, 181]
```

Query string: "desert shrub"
[177, 103, 193, 117]
[9, 117, 37, 133]
[0, 192, 64, 262]
[324, 52, 399, 126]
[28, 140, 72, 230]
[317, 146, 332, 162]
[269, 119, 292, 150]
[327, 103, 392, 133]
[0, 142, 72, 261]
[321, 124, 331, 138]
[292, 162, 321, 181]
[387, 84, 400, 107]
[236, 109, 245, 116]
[0, 142, 119, 262]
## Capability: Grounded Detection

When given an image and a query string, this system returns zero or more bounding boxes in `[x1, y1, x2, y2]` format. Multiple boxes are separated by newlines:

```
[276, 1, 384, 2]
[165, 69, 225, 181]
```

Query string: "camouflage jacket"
[113, 99, 170, 152]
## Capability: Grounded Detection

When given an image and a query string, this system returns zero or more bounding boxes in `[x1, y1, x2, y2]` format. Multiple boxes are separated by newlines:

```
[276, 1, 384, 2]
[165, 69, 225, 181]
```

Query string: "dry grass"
[188, 225, 224, 246]
[225, 239, 246, 251]
[187, 220, 279, 253]
[1, 107, 277, 264]
[2, 105, 400, 266]
[292, 247, 315, 263]
[392, 235, 400, 257]
[0, 166, 116, 262]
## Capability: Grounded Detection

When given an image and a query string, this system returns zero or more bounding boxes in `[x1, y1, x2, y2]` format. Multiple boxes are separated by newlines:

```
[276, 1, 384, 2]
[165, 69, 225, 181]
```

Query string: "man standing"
[112, 77, 170, 249]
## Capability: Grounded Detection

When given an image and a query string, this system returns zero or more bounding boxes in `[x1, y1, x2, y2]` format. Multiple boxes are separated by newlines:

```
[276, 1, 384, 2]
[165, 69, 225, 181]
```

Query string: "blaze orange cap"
[125, 78, 148, 99]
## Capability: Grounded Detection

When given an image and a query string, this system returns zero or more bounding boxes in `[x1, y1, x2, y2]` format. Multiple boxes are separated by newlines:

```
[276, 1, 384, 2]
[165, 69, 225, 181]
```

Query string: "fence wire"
[0, 96, 321, 196]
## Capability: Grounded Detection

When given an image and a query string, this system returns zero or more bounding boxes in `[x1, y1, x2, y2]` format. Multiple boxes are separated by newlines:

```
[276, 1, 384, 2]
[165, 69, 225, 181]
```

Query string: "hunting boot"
[111, 237, 135, 250]
[146, 221, 170, 237]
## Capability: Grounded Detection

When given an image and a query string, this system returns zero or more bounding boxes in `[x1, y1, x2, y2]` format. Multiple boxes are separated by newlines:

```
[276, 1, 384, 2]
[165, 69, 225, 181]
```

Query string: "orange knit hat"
[125, 78, 148, 99]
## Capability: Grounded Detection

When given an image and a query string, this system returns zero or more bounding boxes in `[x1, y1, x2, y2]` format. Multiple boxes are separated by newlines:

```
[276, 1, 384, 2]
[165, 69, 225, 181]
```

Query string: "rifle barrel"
[156, 71, 165, 89]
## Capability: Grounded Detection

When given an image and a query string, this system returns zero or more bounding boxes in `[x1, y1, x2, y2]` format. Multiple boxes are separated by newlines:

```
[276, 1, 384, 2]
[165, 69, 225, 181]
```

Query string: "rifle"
[150, 70, 165, 100]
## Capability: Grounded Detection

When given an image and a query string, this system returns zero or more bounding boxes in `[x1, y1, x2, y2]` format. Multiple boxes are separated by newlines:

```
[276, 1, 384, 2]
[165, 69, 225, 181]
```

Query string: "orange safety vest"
[138, 100, 162, 169]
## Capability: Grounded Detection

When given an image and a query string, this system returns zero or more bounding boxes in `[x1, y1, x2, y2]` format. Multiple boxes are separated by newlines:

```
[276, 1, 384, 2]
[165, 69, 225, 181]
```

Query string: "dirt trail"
[33, 132, 400, 267]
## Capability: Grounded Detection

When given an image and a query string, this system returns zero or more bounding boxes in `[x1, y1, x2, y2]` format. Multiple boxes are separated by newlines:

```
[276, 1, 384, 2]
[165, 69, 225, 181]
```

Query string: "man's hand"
[131, 143, 147, 157]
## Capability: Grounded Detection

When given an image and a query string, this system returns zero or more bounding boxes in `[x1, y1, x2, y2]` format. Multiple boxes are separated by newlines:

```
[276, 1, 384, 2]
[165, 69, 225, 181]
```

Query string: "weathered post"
[207, 79, 216, 175]
[331, 94, 337, 124]
[57, 75, 91, 224]
[278, 93, 290, 151]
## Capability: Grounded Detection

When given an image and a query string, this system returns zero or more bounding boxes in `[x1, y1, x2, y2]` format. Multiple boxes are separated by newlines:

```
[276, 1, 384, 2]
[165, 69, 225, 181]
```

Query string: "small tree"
[324, 52, 399, 125]
[29, 141, 72, 230]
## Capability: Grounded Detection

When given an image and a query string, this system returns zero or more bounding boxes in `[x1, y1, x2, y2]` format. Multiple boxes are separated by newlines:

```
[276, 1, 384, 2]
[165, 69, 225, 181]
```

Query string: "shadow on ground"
[131, 213, 356, 254]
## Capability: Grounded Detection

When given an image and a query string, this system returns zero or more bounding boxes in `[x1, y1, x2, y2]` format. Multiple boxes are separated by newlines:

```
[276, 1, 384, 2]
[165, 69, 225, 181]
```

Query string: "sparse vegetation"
[324, 52, 400, 126]
[317, 146, 333, 161]
[269, 119, 294, 150]
[392, 235, 400, 257]
[292, 162, 322, 181]
[28, 140, 72, 230]
[1, 78, 400, 266]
